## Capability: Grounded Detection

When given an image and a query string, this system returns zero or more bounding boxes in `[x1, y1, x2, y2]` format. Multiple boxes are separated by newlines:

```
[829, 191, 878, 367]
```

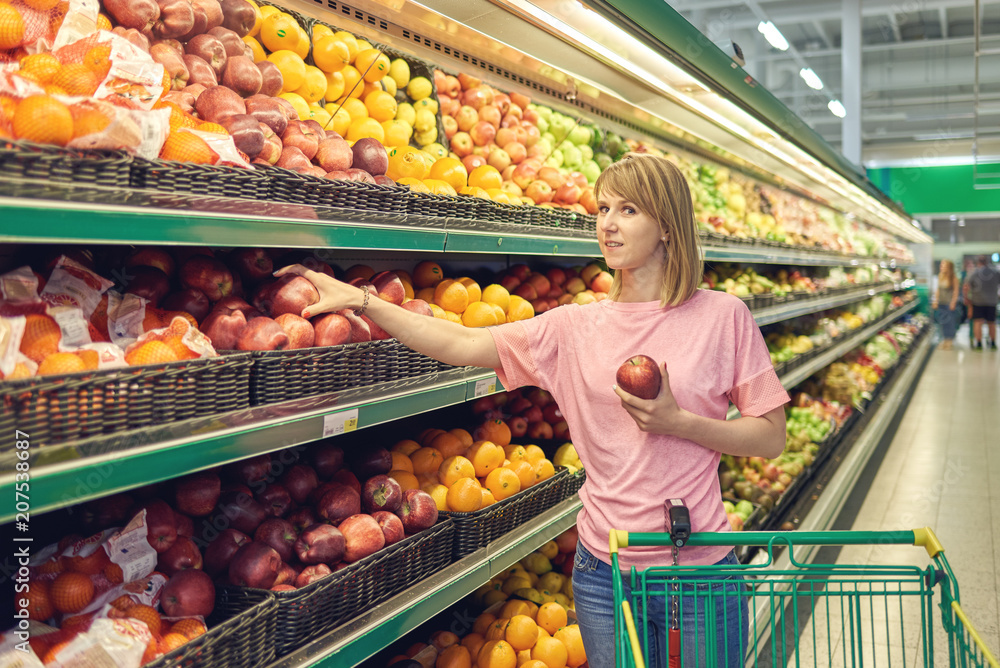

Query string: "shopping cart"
[611, 515, 1000, 667]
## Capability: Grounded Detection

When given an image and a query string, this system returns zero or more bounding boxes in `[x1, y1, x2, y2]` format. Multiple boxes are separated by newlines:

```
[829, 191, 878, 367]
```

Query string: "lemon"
[414, 108, 436, 133]
[389, 58, 410, 88]
[414, 127, 438, 146]
[340, 97, 368, 121]
[407, 76, 432, 100]
[395, 102, 416, 126]
[333, 31, 359, 61]
[381, 76, 397, 96]
[324, 69, 345, 101]
[295, 65, 327, 103]
[413, 97, 438, 115]
[381, 119, 412, 146]
[347, 117, 385, 142]
[312, 23, 334, 42]
[423, 142, 448, 160]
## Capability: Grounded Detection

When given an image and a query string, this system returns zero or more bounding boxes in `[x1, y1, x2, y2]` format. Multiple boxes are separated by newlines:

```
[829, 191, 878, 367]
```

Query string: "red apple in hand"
[616, 354, 661, 400]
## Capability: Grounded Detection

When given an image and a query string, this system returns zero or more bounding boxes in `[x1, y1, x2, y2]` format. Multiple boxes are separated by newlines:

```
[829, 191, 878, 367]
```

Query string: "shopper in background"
[932, 259, 960, 350]
[963, 255, 999, 350]
[277, 154, 789, 668]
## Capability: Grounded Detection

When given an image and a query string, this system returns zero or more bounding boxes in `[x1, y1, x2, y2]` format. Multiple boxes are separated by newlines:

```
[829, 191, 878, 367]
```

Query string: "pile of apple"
[492, 261, 612, 316]
[434, 70, 599, 214]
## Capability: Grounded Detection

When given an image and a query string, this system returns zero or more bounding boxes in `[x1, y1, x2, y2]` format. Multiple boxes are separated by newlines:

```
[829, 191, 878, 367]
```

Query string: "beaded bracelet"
[354, 284, 370, 317]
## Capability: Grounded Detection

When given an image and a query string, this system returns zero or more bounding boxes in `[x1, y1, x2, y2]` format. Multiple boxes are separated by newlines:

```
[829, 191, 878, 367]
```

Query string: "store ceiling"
[669, 0, 1000, 167]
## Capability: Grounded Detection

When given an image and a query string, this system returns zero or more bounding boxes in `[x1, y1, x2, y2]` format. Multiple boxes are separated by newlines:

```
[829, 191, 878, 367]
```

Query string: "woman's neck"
[617, 264, 666, 302]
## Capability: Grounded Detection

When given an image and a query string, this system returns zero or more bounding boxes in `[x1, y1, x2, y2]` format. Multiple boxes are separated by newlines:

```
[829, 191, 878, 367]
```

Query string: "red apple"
[265, 275, 319, 318]
[370, 271, 405, 305]
[255, 482, 293, 518]
[457, 72, 481, 90]
[507, 416, 528, 438]
[450, 131, 473, 157]
[371, 510, 405, 546]
[294, 523, 345, 564]
[282, 120, 320, 160]
[202, 528, 249, 576]
[124, 265, 171, 305]
[538, 166, 566, 190]
[215, 490, 267, 535]
[279, 463, 318, 505]
[180, 255, 233, 302]
[519, 405, 543, 424]
[161, 569, 215, 617]
[125, 247, 176, 277]
[273, 561, 297, 587]
[316, 483, 360, 525]
[295, 563, 332, 587]
[400, 299, 433, 317]
[527, 273, 551, 296]
[156, 536, 203, 576]
[503, 141, 526, 164]
[616, 354, 661, 400]
[338, 513, 385, 563]
[136, 500, 177, 554]
[162, 288, 211, 323]
[442, 114, 458, 139]
[350, 447, 392, 480]
[553, 420, 570, 440]
[286, 506, 318, 532]
[254, 518, 298, 562]
[478, 104, 501, 128]
[461, 153, 487, 172]
[225, 453, 271, 486]
[228, 247, 273, 285]
[173, 471, 221, 517]
[312, 313, 351, 346]
[470, 121, 497, 147]
[462, 85, 494, 110]
[315, 135, 353, 172]
[331, 469, 361, 494]
[542, 403, 563, 424]
[511, 160, 541, 190]
[275, 313, 315, 349]
[228, 540, 281, 588]
[361, 474, 403, 514]
[527, 421, 553, 440]
[395, 489, 438, 535]
[590, 270, 613, 293]
[311, 442, 344, 478]
[237, 316, 289, 351]
[337, 309, 371, 343]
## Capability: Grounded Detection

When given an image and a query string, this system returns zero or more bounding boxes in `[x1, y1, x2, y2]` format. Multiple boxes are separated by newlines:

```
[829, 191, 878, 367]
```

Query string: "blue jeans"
[935, 306, 957, 340]
[573, 542, 749, 668]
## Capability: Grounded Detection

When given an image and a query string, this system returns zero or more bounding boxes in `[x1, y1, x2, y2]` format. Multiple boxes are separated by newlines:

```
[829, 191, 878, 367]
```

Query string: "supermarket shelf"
[268, 495, 583, 668]
[0, 368, 501, 524]
[751, 281, 913, 326]
[701, 244, 882, 267]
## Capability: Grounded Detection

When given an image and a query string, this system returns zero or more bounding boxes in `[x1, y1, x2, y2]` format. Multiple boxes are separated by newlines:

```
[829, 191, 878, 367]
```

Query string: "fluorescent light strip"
[800, 67, 824, 90]
[757, 21, 789, 51]
[828, 99, 846, 118]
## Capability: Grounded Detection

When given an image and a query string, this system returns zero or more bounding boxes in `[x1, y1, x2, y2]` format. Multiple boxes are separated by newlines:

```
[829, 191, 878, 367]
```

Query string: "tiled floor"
[785, 324, 1000, 666]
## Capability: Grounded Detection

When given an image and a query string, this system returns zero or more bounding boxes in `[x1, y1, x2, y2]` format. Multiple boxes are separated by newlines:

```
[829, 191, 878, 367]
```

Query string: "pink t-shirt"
[488, 289, 789, 570]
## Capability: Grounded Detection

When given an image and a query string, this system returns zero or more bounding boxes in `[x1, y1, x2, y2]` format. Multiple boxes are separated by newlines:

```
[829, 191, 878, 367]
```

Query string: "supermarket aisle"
[796, 327, 1000, 666]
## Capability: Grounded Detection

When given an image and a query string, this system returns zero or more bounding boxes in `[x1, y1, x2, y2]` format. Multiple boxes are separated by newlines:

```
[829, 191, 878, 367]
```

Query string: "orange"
[354, 48, 390, 82]
[388, 469, 420, 491]
[508, 459, 536, 490]
[267, 50, 307, 92]
[313, 35, 350, 73]
[338, 96, 368, 121]
[481, 487, 496, 507]
[127, 604, 162, 636]
[0, 4, 25, 50]
[531, 636, 568, 668]
[473, 613, 498, 636]
[535, 602, 567, 635]
[347, 116, 384, 142]
[460, 185, 491, 199]
[324, 105, 351, 135]
[436, 644, 472, 668]
[485, 618, 511, 641]
[390, 451, 414, 472]
[125, 340, 180, 366]
[522, 661, 551, 668]
[72, 108, 112, 140]
[323, 69, 346, 102]
[37, 352, 87, 376]
[66, 550, 109, 575]
[445, 476, 482, 512]
[24, 0, 59, 9]
[49, 571, 94, 614]
[503, 444, 527, 463]
[462, 301, 498, 327]
[13, 95, 72, 146]
[53, 63, 99, 96]
[457, 277, 482, 303]
[429, 157, 468, 191]
[164, 336, 198, 361]
[506, 295, 535, 322]
[468, 165, 503, 190]
[410, 446, 444, 475]
[292, 25, 310, 59]
[364, 89, 397, 122]
[339, 64, 363, 98]
[533, 459, 556, 484]
[19, 53, 61, 84]
[419, 427, 447, 445]
[478, 640, 517, 668]
[20, 314, 61, 363]
[449, 428, 474, 448]
[461, 633, 486, 661]
[505, 615, 539, 652]
[83, 44, 112, 78]
[243, 35, 266, 62]
[429, 431, 467, 459]
[96, 12, 112, 29]
[159, 632, 189, 654]
[44, 641, 74, 666]
[381, 119, 412, 147]
[443, 310, 463, 324]
[387, 146, 428, 180]
[170, 618, 207, 640]
[434, 279, 470, 314]
[413, 260, 444, 288]
[484, 467, 521, 501]
[160, 131, 216, 164]
[294, 65, 328, 104]
[260, 12, 300, 52]
[439, 455, 475, 486]
[17, 580, 53, 621]
[416, 286, 437, 303]
[482, 284, 511, 313]
[423, 482, 449, 511]
[499, 600, 533, 619]
[523, 444, 546, 465]
[105, 563, 124, 584]
[431, 630, 460, 651]
[553, 626, 586, 667]
[475, 419, 512, 447]
[75, 349, 99, 370]
[466, 440, 504, 477]
[392, 438, 422, 455]
[278, 92, 310, 120]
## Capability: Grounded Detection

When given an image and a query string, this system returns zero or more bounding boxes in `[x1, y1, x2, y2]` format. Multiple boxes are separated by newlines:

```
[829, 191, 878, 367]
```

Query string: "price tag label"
[474, 378, 497, 398]
[322, 409, 359, 438]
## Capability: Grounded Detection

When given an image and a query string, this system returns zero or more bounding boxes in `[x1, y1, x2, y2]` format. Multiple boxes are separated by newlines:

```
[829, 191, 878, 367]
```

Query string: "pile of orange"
[404, 260, 534, 326]
[388, 419, 556, 514]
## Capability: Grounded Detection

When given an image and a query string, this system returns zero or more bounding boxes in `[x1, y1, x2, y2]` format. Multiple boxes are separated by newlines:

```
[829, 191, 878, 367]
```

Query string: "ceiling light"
[757, 21, 789, 51]
[799, 67, 824, 90]
[828, 99, 846, 118]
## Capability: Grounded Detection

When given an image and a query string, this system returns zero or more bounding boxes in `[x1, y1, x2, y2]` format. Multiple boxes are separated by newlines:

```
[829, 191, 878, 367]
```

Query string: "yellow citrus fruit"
[424, 483, 450, 511]
[260, 12, 300, 53]
[354, 48, 390, 82]
[312, 23, 334, 42]
[243, 35, 266, 63]
[458, 277, 482, 303]
[460, 185, 491, 199]
[382, 75, 397, 96]
[395, 102, 416, 126]
[463, 301, 499, 328]
[340, 65, 363, 98]
[469, 165, 503, 190]
[13, 95, 72, 146]
[292, 26, 310, 59]
[398, 177, 430, 193]
[324, 69, 346, 102]
[381, 120, 412, 147]
[414, 127, 438, 147]
[295, 65, 328, 103]
[339, 97, 368, 121]
[278, 92, 310, 120]
[482, 284, 511, 312]
[423, 142, 448, 160]
[413, 107, 436, 133]
[423, 178, 457, 197]
[407, 76, 432, 100]
[364, 89, 397, 122]
[243, 0, 262, 35]
[323, 106, 351, 136]
[434, 279, 470, 313]
[389, 58, 410, 88]
[387, 145, 428, 180]
[258, 4, 277, 18]
[312, 35, 350, 73]
[346, 116, 384, 142]
[333, 31, 359, 61]
[355, 38, 373, 53]
[414, 97, 439, 115]
[308, 105, 332, 129]
[429, 157, 468, 191]
[267, 50, 307, 92]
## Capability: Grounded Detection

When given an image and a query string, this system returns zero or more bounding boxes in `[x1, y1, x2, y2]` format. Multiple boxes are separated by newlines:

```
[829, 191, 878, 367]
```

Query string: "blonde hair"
[593, 153, 703, 306]
[938, 259, 956, 290]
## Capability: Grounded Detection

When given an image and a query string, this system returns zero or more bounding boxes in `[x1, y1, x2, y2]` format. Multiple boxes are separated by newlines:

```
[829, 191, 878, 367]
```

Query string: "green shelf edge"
[0, 372, 500, 523]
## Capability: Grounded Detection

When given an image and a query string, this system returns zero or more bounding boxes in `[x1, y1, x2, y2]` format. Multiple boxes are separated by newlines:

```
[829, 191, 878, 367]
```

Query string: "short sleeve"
[726, 304, 790, 417]
[487, 307, 571, 392]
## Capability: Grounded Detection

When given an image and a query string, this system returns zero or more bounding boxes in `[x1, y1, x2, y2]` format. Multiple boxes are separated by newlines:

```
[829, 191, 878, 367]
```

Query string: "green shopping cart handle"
[609, 527, 944, 558]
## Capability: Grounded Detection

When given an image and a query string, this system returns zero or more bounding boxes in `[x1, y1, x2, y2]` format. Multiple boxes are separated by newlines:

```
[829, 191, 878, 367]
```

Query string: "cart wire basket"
[611, 528, 999, 668]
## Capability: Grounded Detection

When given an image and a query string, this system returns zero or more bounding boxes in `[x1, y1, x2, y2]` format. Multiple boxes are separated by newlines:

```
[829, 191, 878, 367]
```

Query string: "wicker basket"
[246, 340, 451, 406]
[404, 190, 481, 220]
[0, 139, 132, 188]
[257, 165, 407, 214]
[0, 353, 254, 447]
[147, 588, 277, 668]
[130, 158, 270, 200]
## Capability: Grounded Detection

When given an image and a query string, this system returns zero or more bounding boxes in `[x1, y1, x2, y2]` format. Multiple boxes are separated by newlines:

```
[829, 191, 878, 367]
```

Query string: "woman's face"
[596, 189, 667, 271]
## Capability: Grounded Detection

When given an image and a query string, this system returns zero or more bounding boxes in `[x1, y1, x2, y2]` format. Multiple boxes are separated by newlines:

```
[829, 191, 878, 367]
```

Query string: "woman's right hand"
[273, 264, 360, 319]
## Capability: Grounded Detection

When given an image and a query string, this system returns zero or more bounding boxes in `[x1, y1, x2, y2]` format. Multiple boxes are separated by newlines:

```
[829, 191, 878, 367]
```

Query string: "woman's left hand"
[613, 362, 689, 435]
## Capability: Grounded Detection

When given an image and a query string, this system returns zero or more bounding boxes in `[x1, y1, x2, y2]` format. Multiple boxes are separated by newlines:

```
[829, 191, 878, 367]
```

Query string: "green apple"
[533, 137, 553, 156]
[580, 159, 601, 183]
[541, 131, 556, 146]
[578, 144, 593, 162]
[561, 144, 583, 169]
[568, 125, 593, 146]
[594, 152, 614, 170]
[536, 116, 550, 134]
[545, 148, 564, 168]
[605, 133, 624, 156]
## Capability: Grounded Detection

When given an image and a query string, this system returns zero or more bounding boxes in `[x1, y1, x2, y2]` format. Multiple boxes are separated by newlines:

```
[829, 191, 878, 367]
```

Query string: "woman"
[933, 259, 959, 349]
[277, 154, 789, 667]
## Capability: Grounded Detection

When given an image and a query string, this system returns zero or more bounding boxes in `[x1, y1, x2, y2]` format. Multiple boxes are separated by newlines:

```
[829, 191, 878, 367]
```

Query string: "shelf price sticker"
[322, 409, 359, 438]
[474, 378, 497, 398]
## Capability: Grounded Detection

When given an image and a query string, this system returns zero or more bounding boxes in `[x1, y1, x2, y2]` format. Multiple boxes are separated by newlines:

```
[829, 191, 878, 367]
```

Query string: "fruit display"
[472, 386, 573, 444]
[472, 527, 578, 611]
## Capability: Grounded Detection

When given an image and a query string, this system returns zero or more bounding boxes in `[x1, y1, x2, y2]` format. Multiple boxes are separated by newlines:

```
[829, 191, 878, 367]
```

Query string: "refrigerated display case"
[0, 0, 934, 666]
